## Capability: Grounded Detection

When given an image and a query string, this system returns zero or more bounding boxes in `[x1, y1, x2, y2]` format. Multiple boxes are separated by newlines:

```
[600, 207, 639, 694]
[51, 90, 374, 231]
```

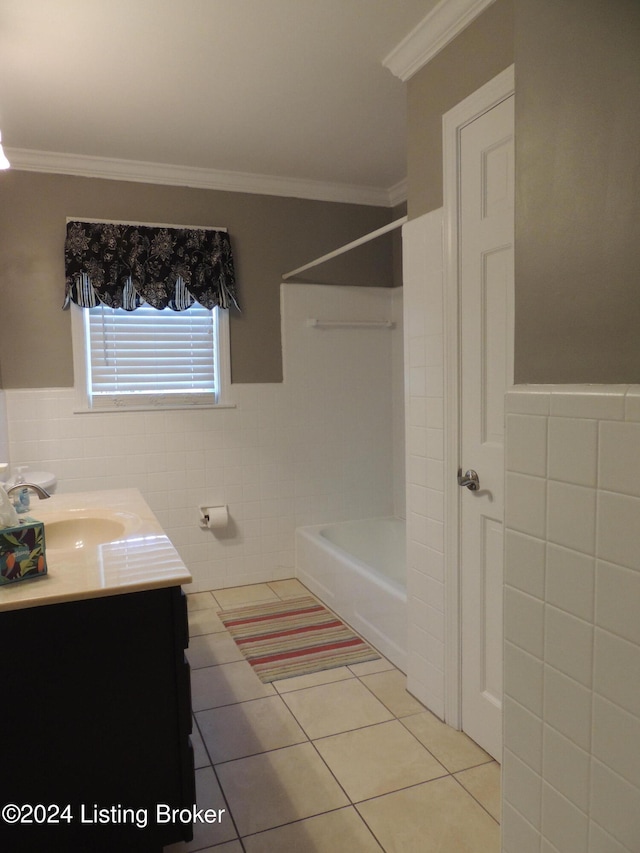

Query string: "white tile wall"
[504, 384, 640, 853]
[392, 288, 406, 519]
[4, 284, 404, 593]
[402, 208, 446, 717]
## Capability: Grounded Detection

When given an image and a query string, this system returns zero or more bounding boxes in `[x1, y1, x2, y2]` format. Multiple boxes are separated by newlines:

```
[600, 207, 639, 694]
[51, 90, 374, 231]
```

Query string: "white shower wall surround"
[503, 384, 640, 853]
[402, 208, 447, 719]
[4, 284, 404, 593]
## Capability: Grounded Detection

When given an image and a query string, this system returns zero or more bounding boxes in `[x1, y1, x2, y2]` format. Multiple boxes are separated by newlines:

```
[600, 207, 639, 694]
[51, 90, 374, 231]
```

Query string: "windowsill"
[72, 401, 237, 414]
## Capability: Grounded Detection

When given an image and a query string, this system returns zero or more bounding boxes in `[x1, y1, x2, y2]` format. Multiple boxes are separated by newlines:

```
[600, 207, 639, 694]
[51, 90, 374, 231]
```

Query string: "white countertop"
[0, 488, 192, 611]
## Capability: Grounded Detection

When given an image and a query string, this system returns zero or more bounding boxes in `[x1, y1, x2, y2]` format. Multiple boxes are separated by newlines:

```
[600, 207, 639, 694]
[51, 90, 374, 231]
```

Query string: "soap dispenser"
[12, 466, 30, 515]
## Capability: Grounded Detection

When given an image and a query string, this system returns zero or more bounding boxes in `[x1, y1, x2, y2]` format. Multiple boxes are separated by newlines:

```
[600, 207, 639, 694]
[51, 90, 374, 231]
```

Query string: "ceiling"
[0, 0, 439, 204]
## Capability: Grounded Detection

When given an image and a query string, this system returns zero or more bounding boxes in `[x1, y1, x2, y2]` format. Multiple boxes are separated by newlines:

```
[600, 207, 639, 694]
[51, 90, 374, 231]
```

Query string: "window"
[71, 302, 231, 411]
[64, 219, 238, 412]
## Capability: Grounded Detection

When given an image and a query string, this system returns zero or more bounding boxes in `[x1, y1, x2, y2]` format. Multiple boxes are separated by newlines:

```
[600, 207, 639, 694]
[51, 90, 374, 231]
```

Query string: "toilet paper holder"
[199, 505, 229, 530]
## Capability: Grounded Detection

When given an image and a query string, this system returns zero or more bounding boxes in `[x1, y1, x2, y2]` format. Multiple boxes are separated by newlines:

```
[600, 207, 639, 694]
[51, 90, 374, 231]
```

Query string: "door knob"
[458, 468, 480, 491]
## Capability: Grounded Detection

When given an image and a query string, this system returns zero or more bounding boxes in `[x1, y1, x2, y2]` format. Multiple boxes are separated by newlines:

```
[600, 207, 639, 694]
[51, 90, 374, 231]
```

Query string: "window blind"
[86, 302, 217, 402]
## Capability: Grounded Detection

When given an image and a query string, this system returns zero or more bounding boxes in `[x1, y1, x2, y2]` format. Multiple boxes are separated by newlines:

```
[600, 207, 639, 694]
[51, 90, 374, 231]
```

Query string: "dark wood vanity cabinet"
[0, 585, 195, 852]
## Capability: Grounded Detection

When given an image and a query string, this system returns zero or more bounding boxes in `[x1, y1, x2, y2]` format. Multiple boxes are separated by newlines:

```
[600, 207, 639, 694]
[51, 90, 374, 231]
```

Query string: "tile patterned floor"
[164, 580, 501, 852]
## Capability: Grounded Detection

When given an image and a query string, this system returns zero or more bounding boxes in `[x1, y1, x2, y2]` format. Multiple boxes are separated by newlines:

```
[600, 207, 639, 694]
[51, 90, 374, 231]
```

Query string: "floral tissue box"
[0, 519, 47, 584]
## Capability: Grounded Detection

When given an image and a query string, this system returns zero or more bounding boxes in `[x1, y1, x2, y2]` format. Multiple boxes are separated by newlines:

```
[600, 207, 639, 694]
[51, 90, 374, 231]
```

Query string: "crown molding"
[5, 146, 396, 207]
[383, 0, 497, 82]
[387, 178, 408, 208]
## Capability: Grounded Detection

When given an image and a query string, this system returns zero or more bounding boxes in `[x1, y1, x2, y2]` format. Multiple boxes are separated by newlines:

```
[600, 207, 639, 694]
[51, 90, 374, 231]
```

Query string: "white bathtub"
[295, 517, 407, 671]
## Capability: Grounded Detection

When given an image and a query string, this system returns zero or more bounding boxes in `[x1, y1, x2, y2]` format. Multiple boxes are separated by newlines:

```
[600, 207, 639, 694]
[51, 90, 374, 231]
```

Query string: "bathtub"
[295, 517, 407, 672]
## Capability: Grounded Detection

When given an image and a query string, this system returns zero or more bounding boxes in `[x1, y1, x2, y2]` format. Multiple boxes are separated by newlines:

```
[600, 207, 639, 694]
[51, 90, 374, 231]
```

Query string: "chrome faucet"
[6, 483, 51, 500]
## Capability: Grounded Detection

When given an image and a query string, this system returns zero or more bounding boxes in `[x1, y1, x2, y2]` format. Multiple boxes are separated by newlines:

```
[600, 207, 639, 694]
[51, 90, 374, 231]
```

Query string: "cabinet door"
[0, 586, 194, 851]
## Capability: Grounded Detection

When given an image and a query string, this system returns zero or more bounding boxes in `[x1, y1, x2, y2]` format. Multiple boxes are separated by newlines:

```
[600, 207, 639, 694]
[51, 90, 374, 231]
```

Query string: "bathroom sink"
[44, 513, 134, 550]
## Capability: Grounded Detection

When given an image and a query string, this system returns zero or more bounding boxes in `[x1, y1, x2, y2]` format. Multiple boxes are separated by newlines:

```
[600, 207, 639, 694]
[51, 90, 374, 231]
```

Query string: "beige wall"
[0, 171, 395, 388]
[406, 0, 514, 219]
[407, 0, 640, 383]
[514, 0, 640, 383]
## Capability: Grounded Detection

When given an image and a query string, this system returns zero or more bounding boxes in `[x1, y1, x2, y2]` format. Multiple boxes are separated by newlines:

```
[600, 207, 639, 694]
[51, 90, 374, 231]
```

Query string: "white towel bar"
[306, 318, 395, 329]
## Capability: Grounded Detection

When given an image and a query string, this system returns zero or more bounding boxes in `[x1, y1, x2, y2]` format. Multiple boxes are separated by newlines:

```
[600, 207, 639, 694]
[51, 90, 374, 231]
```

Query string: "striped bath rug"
[218, 596, 380, 683]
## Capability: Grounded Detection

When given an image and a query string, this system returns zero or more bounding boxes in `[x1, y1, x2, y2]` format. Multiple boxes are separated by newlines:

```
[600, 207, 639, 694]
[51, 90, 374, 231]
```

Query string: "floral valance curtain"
[64, 220, 239, 311]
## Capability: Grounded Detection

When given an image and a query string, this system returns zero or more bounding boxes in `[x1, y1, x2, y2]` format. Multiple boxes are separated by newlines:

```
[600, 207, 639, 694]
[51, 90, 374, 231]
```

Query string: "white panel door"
[459, 94, 514, 761]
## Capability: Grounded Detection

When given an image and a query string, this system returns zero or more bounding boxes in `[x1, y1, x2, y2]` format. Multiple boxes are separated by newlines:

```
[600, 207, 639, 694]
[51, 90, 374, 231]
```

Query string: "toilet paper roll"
[205, 505, 229, 530]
